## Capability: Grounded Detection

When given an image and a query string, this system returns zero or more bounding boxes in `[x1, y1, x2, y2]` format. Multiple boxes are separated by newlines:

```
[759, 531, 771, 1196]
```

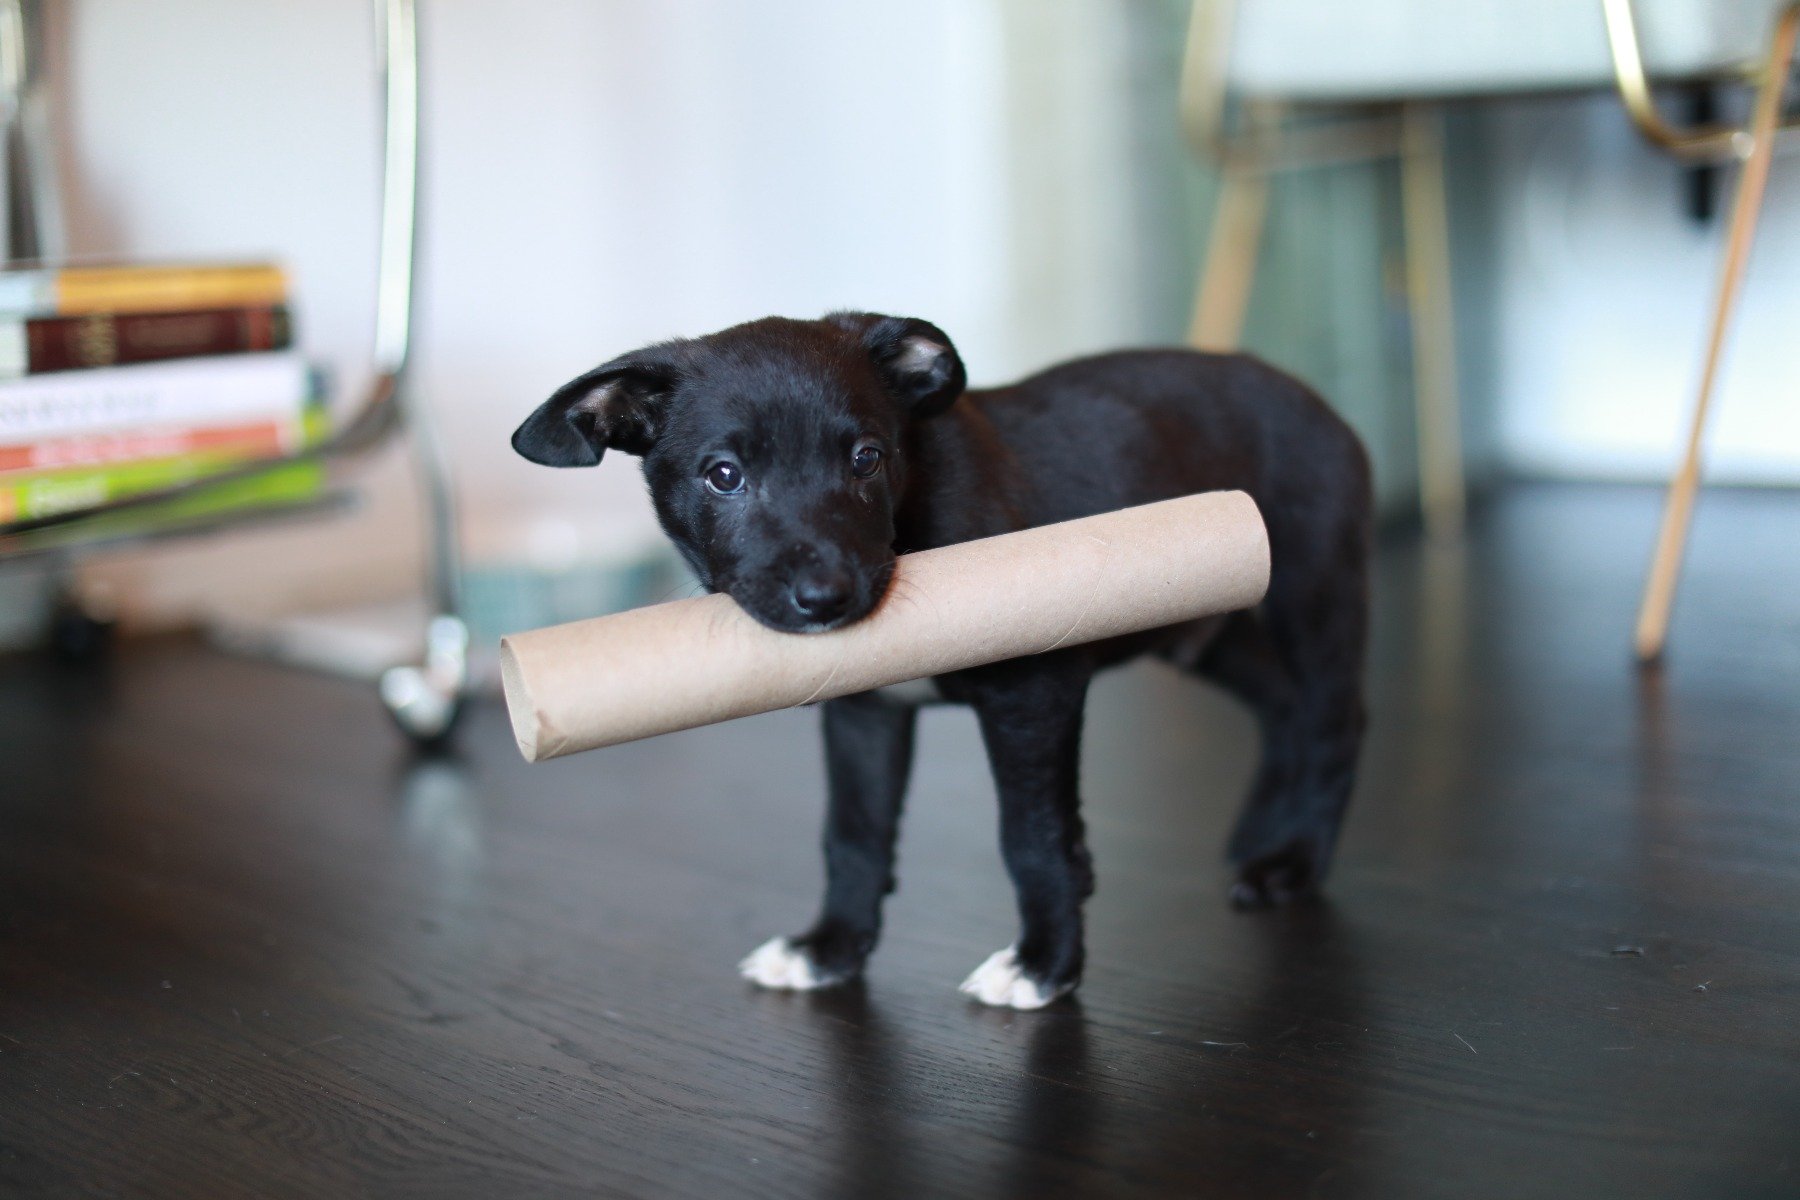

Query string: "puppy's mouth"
[722, 560, 896, 635]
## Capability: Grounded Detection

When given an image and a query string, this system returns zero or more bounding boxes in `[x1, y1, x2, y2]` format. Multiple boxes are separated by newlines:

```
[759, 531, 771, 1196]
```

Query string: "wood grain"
[1, 483, 1797, 1199]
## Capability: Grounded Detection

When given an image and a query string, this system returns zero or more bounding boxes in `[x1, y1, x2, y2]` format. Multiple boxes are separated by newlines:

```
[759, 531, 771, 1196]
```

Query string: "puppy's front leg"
[961, 669, 1093, 1010]
[739, 694, 917, 990]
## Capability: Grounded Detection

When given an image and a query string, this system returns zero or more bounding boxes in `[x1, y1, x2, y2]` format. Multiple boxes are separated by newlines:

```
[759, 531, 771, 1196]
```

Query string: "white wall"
[48, 0, 1156, 626]
[34, 3, 1795, 634]
[420, 0, 1014, 565]
[1487, 93, 1800, 484]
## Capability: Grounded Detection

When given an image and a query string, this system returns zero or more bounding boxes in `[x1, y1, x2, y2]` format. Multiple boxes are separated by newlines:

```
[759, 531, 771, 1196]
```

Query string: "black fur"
[513, 313, 1372, 1002]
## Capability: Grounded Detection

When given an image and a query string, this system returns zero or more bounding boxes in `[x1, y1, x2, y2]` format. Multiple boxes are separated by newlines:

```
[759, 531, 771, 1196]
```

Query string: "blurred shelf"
[0, 488, 358, 562]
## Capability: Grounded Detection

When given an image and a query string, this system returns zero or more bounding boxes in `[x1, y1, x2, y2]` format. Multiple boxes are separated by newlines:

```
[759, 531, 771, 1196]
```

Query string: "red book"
[0, 419, 296, 475]
[0, 305, 291, 378]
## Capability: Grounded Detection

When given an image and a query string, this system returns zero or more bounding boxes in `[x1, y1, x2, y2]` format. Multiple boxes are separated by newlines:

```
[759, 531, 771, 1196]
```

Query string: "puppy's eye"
[850, 443, 883, 479]
[703, 461, 745, 495]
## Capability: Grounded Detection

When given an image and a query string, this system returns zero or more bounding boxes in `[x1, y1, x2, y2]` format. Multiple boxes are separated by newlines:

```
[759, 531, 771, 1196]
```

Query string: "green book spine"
[0, 408, 327, 525]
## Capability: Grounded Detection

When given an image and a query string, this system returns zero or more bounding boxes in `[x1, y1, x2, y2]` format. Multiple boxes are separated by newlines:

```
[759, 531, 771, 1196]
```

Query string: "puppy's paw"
[958, 947, 1073, 1010]
[1224, 834, 1324, 910]
[1230, 842, 1323, 910]
[738, 936, 836, 991]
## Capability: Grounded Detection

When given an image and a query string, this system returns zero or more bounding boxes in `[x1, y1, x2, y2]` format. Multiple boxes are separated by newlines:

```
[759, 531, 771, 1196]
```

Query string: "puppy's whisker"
[651, 579, 703, 605]
[883, 579, 925, 614]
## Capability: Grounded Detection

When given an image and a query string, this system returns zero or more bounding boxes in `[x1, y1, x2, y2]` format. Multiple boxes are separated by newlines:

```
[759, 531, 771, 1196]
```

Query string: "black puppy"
[512, 313, 1371, 1009]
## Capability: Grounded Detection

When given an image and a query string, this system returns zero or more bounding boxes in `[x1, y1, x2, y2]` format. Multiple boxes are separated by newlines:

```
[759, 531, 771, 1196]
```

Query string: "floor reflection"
[992, 1001, 1097, 1200]
[799, 984, 915, 1200]
[1216, 901, 1372, 1198]
[799, 903, 1370, 1196]
[392, 753, 488, 927]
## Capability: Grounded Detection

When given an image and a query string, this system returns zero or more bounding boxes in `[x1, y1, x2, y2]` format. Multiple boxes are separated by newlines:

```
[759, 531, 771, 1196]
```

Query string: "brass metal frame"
[1180, 0, 1800, 603]
[1185, 100, 1273, 351]
[0, 0, 61, 261]
[0, 0, 470, 741]
[1599, 0, 1799, 163]
[1399, 104, 1467, 541]
[1634, 2, 1799, 662]
[0, 0, 426, 544]
[1177, 2, 1403, 173]
[1179, 0, 1462, 538]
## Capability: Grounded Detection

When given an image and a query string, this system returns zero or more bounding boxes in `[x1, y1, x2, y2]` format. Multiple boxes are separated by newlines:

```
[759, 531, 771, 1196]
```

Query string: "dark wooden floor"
[2, 483, 1797, 1199]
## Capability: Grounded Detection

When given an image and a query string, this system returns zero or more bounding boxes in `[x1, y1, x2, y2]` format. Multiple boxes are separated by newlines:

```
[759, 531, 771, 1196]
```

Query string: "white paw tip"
[958, 946, 1069, 1010]
[738, 936, 823, 991]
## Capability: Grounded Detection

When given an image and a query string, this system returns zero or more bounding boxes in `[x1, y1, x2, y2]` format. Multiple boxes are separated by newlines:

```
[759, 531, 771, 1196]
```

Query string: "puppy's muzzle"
[791, 567, 854, 624]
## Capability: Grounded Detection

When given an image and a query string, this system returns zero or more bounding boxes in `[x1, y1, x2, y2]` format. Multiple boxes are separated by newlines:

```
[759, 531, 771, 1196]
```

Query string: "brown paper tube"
[500, 489, 1270, 762]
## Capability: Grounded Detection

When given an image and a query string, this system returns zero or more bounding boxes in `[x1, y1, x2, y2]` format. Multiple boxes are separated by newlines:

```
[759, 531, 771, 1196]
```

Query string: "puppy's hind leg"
[1205, 537, 1369, 909]
[740, 694, 917, 991]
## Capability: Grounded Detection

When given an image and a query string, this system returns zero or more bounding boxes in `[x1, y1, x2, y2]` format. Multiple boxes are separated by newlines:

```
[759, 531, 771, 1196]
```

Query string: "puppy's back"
[962, 349, 1369, 530]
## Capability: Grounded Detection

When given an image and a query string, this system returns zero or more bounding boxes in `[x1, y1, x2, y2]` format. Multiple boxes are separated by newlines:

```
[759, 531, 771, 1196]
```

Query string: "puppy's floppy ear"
[511, 348, 682, 468]
[829, 312, 966, 419]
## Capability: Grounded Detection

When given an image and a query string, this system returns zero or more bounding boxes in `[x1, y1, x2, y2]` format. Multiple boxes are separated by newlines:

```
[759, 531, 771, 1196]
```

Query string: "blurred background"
[5, 6, 1800, 1191]
[1, 0, 1796, 673]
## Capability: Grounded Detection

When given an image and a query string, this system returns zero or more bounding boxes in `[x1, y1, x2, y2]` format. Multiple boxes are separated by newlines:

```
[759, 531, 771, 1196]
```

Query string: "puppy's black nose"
[791, 571, 853, 622]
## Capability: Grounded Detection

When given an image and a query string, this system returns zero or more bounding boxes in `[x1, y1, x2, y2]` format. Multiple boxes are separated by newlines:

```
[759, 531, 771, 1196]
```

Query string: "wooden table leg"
[1634, 5, 1798, 664]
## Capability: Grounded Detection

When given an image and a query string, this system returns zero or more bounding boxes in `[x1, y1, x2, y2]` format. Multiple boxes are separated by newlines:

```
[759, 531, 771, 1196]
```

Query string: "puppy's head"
[512, 313, 964, 632]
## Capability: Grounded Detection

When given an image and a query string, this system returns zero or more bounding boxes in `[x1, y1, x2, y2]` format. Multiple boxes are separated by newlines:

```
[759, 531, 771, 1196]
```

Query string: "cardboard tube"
[500, 489, 1270, 762]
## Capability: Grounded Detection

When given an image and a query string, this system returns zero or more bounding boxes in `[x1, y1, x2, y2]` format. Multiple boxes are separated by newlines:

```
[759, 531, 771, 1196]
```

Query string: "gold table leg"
[1188, 163, 1269, 351]
[1633, 5, 1798, 663]
[1400, 103, 1467, 541]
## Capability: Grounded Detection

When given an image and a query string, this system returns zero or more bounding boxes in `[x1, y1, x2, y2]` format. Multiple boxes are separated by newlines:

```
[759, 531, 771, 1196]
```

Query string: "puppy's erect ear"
[511, 349, 681, 468]
[829, 312, 966, 419]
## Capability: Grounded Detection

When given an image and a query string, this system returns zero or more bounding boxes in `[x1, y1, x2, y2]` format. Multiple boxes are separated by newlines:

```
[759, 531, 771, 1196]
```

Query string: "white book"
[0, 352, 313, 446]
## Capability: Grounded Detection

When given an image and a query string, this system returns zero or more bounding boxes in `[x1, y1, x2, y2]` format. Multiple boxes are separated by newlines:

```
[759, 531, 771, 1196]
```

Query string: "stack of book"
[0, 261, 324, 531]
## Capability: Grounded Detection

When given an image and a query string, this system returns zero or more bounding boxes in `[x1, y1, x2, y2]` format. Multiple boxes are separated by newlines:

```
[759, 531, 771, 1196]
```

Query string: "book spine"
[0, 353, 312, 444]
[0, 408, 325, 524]
[0, 455, 324, 525]
[50, 264, 288, 316]
[0, 449, 247, 522]
[0, 263, 287, 317]
[0, 306, 291, 378]
[0, 418, 297, 475]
